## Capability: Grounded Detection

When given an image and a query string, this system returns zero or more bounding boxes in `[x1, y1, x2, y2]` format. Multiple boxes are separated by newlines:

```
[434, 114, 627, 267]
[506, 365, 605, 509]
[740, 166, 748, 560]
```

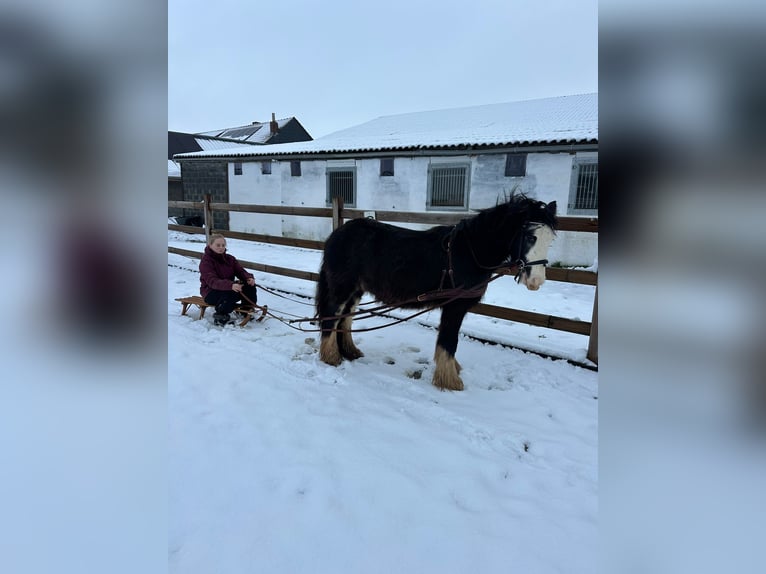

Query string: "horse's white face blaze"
[520, 225, 555, 291]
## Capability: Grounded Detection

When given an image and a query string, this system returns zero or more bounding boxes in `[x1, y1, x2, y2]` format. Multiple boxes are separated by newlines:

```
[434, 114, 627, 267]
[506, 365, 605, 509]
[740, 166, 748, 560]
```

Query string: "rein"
[237, 219, 549, 333]
[240, 271, 508, 334]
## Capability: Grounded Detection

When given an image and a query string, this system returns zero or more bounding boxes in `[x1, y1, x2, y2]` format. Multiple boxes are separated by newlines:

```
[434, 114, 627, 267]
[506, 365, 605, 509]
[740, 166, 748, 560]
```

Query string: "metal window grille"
[568, 161, 598, 214]
[233, 162, 242, 175]
[428, 164, 468, 209]
[261, 161, 271, 175]
[505, 154, 527, 177]
[380, 158, 394, 176]
[291, 161, 301, 176]
[326, 168, 356, 207]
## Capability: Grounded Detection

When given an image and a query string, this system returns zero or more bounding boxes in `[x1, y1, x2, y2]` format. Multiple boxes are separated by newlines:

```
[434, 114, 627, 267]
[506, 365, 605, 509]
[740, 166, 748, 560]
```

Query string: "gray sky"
[169, 0, 597, 139]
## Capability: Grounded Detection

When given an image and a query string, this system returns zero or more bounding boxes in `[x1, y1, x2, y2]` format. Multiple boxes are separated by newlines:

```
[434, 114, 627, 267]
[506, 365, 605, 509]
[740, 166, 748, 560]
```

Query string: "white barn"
[176, 93, 597, 267]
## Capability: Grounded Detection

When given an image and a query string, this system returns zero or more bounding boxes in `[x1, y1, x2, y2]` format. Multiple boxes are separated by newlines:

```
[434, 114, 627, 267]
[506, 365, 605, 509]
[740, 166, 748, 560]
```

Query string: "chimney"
[269, 112, 278, 136]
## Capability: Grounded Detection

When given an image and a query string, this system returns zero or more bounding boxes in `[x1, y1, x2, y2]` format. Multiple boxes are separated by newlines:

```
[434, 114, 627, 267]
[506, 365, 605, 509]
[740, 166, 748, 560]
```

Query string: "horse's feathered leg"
[317, 265, 364, 366]
[337, 290, 364, 361]
[433, 346, 462, 391]
[432, 301, 472, 391]
[317, 267, 343, 366]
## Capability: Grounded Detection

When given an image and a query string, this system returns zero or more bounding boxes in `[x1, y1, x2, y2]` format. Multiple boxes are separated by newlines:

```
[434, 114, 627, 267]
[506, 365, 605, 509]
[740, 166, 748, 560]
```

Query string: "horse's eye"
[527, 235, 537, 245]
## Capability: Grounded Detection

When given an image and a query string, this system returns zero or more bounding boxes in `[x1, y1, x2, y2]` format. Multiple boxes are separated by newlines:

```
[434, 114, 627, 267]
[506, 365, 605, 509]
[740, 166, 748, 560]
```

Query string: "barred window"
[261, 161, 271, 175]
[380, 158, 394, 176]
[233, 162, 242, 175]
[568, 160, 598, 215]
[505, 153, 527, 177]
[291, 161, 301, 176]
[326, 168, 356, 207]
[427, 163, 469, 210]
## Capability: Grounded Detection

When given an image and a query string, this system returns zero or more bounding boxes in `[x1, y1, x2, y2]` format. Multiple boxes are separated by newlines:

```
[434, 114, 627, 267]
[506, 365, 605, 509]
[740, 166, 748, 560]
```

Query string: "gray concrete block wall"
[179, 161, 229, 230]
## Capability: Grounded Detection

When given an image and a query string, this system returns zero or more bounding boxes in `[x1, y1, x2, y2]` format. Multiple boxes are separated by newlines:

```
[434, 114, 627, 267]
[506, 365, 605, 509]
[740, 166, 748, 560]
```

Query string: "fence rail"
[168, 200, 599, 232]
[169, 195, 598, 363]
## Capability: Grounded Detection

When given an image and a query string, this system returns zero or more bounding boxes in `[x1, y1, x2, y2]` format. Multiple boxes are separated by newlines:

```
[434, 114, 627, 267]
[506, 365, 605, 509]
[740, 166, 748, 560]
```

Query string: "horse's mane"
[466, 192, 558, 233]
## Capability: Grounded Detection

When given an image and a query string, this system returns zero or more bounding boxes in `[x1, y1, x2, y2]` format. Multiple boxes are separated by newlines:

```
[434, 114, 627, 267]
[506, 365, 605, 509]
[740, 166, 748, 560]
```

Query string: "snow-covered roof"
[168, 134, 258, 176]
[169, 130, 262, 161]
[195, 137, 261, 151]
[198, 117, 294, 143]
[176, 94, 597, 160]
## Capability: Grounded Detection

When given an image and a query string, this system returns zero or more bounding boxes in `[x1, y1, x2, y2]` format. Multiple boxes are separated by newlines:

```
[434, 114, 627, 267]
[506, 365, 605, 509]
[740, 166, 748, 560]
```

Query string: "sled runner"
[175, 295, 268, 327]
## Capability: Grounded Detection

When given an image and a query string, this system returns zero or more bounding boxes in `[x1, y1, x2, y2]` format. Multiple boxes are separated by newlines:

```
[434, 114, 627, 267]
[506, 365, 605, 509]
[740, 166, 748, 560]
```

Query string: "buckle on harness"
[514, 258, 549, 283]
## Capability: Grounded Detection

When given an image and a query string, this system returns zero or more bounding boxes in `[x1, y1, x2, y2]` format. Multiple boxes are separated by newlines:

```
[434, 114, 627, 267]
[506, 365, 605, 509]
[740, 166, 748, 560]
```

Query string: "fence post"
[587, 285, 598, 364]
[332, 196, 344, 231]
[203, 193, 212, 244]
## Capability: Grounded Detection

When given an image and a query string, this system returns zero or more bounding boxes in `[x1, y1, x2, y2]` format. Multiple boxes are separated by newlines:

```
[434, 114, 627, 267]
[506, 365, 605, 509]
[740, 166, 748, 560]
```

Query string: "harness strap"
[512, 258, 549, 283]
[241, 220, 551, 333]
[439, 225, 458, 290]
[460, 221, 550, 278]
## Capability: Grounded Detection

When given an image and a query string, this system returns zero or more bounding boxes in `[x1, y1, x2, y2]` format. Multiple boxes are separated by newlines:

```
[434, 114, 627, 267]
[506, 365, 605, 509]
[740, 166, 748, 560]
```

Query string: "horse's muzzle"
[522, 273, 544, 291]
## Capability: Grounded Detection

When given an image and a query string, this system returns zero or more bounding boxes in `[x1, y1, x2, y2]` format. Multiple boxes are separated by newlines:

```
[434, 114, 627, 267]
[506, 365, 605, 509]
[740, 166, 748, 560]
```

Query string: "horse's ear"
[546, 201, 557, 215]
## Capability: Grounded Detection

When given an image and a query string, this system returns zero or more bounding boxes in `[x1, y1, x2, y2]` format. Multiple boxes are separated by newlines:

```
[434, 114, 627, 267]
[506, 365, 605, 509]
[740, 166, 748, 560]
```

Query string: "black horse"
[316, 194, 558, 391]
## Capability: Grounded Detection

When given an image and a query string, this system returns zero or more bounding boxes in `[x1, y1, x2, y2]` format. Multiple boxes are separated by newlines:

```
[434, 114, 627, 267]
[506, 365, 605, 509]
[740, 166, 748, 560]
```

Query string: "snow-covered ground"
[168, 230, 598, 574]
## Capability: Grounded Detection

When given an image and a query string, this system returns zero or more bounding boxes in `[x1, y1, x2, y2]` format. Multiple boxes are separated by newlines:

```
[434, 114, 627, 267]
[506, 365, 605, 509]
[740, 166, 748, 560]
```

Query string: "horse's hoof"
[319, 338, 343, 366]
[341, 348, 364, 361]
[432, 346, 463, 390]
[432, 373, 464, 391]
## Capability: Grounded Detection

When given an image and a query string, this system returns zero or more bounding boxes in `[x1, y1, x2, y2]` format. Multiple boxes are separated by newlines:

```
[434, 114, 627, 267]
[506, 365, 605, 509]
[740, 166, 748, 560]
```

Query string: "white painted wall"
[228, 161, 282, 236]
[227, 151, 597, 267]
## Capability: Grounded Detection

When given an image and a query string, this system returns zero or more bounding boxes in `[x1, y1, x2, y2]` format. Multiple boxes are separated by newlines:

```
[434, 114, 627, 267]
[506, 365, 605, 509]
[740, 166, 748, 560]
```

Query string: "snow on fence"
[168, 195, 598, 364]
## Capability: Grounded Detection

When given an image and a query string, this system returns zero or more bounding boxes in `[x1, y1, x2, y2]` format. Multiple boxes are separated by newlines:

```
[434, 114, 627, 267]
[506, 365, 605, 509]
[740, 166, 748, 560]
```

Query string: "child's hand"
[232, 283, 243, 292]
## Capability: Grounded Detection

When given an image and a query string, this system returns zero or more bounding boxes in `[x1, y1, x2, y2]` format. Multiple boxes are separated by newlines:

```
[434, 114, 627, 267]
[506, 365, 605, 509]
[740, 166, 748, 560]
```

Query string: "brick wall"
[179, 161, 229, 230]
[168, 179, 184, 219]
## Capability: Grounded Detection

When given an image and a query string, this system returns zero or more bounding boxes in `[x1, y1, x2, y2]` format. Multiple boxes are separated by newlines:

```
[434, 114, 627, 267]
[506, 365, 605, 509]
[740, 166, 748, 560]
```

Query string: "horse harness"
[434, 220, 550, 295]
[248, 220, 551, 333]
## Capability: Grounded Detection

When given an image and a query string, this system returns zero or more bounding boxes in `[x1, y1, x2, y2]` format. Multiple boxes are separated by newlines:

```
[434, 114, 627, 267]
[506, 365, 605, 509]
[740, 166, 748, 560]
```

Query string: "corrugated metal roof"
[169, 130, 261, 159]
[176, 94, 597, 160]
[194, 137, 260, 151]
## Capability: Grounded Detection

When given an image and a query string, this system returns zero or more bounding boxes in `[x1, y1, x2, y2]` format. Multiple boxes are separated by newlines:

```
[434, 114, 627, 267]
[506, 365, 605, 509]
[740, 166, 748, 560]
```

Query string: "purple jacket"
[199, 246, 254, 298]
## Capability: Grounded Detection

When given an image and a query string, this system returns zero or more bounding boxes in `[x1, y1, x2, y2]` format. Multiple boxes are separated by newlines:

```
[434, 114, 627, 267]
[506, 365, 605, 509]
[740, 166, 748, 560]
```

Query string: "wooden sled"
[175, 295, 268, 327]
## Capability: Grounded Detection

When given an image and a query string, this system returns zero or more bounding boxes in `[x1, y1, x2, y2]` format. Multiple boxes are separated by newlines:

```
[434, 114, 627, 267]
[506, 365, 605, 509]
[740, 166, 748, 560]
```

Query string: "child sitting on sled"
[199, 234, 258, 326]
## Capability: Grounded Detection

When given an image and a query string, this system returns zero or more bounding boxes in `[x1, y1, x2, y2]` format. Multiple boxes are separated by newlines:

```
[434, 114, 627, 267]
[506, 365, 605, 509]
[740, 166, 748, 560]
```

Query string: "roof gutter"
[174, 141, 598, 162]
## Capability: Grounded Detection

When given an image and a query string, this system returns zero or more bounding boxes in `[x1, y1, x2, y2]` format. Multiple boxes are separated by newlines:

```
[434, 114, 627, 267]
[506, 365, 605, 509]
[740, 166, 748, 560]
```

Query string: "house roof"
[168, 130, 261, 159]
[168, 130, 272, 176]
[168, 159, 181, 177]
[168, 131, 203, 158]
[198, 117, 295, 143]
[175, 93, 597, 160]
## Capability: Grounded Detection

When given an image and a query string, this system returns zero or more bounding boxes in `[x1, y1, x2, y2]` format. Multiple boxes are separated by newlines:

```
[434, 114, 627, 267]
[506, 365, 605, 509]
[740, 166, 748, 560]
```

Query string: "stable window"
[233, 162, 243, 175]
[427, 163, 470, 210]
[567, 159, 598, 215]
[290, 161, 301, 176]
[261, 161, 271, 175]
[505, 153, 526, 177]
[380, 158, 394, 176]
[326, 167, 356, 207]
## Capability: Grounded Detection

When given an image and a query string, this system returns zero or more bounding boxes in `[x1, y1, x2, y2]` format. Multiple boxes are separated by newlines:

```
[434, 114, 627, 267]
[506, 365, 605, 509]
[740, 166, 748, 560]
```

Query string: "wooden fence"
[168, 195, 598, 364]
